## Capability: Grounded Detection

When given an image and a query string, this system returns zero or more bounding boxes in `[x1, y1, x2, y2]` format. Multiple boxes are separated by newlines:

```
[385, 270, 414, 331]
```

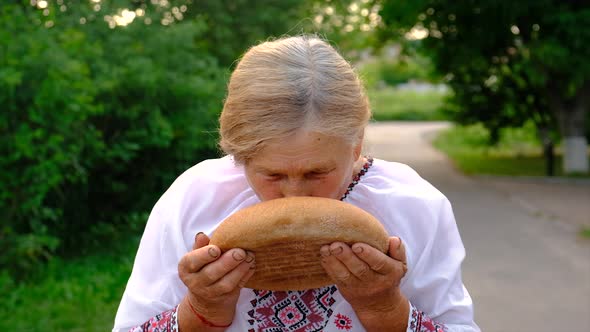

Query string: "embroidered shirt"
[113, 156, 479, 331]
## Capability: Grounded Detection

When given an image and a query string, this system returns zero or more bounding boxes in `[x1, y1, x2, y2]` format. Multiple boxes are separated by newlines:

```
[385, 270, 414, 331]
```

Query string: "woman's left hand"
[320, 237, 409, 329]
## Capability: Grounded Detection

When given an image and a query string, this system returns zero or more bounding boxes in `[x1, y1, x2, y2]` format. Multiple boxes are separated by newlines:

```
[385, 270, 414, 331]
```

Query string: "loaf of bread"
[209, 196, 390, 291]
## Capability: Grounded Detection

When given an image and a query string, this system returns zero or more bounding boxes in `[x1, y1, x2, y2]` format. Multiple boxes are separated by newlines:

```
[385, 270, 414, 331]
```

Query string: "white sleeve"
[402, 198, 480, 332]
[111, 157, 255, 332]
[112, 194, 188, 332]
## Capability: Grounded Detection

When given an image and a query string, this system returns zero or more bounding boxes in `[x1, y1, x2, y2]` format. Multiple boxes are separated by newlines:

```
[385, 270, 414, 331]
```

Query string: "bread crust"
[209, 196, 390, 290]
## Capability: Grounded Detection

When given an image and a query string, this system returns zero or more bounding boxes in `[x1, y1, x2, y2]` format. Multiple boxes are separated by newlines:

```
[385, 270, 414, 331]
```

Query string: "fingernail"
[330, 246, 343, 255]
[232, 250, 245, 261]
[208, 247, 219, 258]
[196, 232, 204, 240]
[245, 252, 255, 263]
[397, 237, 403, 249]
[353, 245, 363, 254]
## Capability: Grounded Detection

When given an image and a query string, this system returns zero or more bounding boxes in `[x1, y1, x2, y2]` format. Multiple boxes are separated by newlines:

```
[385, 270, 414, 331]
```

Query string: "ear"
[353, 131, 364, 161]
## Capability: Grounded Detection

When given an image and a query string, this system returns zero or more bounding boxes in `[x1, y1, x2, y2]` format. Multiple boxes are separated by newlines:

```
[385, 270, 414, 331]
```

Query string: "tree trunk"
[548, 82, 589, 174]
[538, 127, 555, 176]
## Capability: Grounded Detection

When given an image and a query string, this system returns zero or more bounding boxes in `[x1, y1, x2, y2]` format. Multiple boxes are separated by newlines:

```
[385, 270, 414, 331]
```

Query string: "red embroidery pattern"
[333, 313, 353, 330]
[130, 305, 178, 332]
[409, 303, 447, 332]
[340, 157, 373, 201]
[248, 286, 338, 331]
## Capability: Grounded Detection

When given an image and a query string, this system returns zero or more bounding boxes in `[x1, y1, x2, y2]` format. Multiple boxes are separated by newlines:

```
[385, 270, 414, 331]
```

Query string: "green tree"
[1, 0, 317, 279]
[183, 0, 307, 67]
[25, 0, 307, 68]
[302, 0, 382, 59]
[0, 3, 226, 277]
[380, 0, 590, 174]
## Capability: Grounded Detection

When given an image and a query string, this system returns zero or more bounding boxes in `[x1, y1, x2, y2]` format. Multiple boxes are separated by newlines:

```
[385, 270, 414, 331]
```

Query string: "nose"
[280, 177, 311, 197]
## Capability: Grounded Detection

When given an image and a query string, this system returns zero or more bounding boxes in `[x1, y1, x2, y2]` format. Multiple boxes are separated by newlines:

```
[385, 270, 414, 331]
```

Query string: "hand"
[320, 237, 408, 326]
[178, 232, 256, 326]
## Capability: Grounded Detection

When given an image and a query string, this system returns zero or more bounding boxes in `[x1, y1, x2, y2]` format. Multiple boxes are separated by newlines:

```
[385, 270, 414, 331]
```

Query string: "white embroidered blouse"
[113, 156, 480, 332]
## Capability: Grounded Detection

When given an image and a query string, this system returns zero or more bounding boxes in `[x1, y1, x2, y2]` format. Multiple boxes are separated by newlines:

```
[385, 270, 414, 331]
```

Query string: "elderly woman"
[113, 35, 479, 332]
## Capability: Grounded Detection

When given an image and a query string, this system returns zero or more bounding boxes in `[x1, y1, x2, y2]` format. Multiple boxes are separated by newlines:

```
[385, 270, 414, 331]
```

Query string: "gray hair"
[219, 35, 371, 164]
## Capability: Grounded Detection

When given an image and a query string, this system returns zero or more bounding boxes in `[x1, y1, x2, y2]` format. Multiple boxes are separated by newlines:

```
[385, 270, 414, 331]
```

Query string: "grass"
[580, 227, 590, 239]
[0, 235, 140, 331]
[433, 123, 590, 177]
[368, 87, 449, 121]
[439, 152, 568, 176]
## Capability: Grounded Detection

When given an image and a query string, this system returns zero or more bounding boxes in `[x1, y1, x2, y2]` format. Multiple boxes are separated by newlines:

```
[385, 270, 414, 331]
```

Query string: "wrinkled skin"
[320, 238, 409, 328]
[178, 233, 255, 326]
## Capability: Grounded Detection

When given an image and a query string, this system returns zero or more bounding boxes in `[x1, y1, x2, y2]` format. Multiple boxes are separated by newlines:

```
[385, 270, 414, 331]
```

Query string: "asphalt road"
[364, 121, 590, 332]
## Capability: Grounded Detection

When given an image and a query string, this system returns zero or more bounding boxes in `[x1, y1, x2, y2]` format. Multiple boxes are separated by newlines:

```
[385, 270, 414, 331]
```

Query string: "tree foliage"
[302, 0, 382, 60]
[380, 0, 590, 172]
[1, 0, 312, 279]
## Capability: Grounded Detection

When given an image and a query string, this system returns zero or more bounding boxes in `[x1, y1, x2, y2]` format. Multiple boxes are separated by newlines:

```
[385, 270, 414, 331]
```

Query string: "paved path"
[364, 121, 590, 332]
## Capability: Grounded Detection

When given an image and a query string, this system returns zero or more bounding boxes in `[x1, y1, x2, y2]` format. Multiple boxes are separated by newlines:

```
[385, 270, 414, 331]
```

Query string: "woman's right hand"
[178, 232, 256, 327]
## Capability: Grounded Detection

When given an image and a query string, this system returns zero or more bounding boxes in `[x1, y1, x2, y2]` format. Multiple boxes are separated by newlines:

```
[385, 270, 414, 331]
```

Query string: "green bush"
[0, 6, 226, 278]
[358, 54, 436, 89]
[368, 87, 449, 121]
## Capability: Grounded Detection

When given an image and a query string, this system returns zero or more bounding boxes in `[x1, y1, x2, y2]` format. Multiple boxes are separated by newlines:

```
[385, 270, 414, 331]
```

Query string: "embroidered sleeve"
[408, 302, 447, 332]
[129, 305, 179, 332]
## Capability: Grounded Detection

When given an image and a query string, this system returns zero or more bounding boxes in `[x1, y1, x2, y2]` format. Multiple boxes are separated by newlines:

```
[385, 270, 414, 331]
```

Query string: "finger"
[238, 267, 256, 287]
[351, 242, 396, 275]
[179, 244, 221, 276]
[211, 256, 256, 294]
[327, 242, 372, 280]
[193, 232, 210, 250]
[320, 244, 356, 285]
[197, 248, 249, 286]
[389, 237, 408, 276]
[388, 237, 407, 264]
[238, 251, 257, 288]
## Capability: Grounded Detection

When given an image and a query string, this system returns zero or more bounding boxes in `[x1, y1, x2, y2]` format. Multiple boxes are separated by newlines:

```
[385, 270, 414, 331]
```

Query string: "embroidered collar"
[340, 157, 373, 201]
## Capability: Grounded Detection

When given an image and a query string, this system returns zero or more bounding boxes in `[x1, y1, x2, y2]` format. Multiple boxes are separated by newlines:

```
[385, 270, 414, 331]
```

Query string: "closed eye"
[264, 173, 283, 181]
[305, 169, 333, 179]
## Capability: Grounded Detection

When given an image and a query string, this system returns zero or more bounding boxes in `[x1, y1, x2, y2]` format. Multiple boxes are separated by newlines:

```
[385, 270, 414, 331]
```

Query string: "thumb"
[388, 237, 408, 276]
[193, 232, 210, 250]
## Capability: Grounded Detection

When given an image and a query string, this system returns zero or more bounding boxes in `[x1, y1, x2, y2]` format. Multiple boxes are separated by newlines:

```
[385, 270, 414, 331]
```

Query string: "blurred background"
[1, 0, 588, 331]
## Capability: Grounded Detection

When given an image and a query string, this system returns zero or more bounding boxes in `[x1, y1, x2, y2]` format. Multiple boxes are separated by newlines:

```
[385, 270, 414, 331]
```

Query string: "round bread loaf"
[209, 196, 390, 291]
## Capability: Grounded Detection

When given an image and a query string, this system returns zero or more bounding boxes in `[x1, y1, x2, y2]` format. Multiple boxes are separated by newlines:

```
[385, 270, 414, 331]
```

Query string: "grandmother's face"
[244, 131, 362, 201]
